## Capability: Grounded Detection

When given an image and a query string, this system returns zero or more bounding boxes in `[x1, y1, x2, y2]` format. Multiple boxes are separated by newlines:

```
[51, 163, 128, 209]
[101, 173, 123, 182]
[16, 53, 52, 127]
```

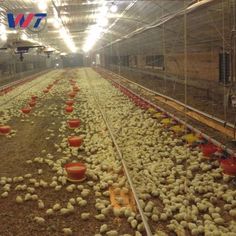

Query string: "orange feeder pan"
[73, 87, 80, 92]
[68, 119, 80, 128]
[220, 158, 236, 176]
[68, 136, 83, 147]
[70, 80, 76, 84]
[66, 100, 74, 106]
[69, 92, 76, 98]
[65, 106, 74, 113]
[65, 163, 86, 181]
[31, 95, 38, 100]
[29, 100, 36, 107]
[0, 125, 11, 134]
[21, 107, 31, 114]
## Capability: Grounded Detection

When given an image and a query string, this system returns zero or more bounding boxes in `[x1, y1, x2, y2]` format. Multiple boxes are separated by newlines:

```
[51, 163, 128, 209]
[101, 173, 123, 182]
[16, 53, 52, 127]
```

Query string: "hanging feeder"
[31, 95, 38, 100]
[66, 100, 74, 106]
[29, 100, 36, 107]
[152, 112, 166, 119]
[65, 162, 86, 182]
[68, 92, 77, 98]
[170, 125, 185, 134]
[220, 158, 236, 176]
[161, 118, 173, 126]
[68, 119, 80, 128]
[68, 136, 83, 147]
[139, 101, 149, 110]
[73, 86, 80, 92]
[0, 125, 11, 134]
[148, 107, 157, 115]
[70, 80, 76, 85]
[200, 143, 220, 158]
[65, 106, 74, 113]
[182, 133, 199, 144]
[21, 107, 31, 114]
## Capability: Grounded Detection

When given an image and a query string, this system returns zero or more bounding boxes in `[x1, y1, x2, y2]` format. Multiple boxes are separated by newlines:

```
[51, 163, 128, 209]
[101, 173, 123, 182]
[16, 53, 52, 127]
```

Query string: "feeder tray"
[68, 119, 80, 128]
[170, 125, 185, 134]
[65, 100, 74, 106]
[68, 92, 76, 98]
[200, 143, 219, 158]
[182, 133, 199, 144]
[65, 106, 74, 113]
[31, 95, 38, 100]
[161, 118, 173, 125]
[68, 136, 83, 147]
[220, 158, 236, 176]
[67, 176, 86, 183]
[21, 107, 31, 114]
[148, 107, 157, 114]
[152, 112, 165, 119]
[73, 87, 80, 92]
[0, 125, 11, 134]
[29, 101, 36, 107]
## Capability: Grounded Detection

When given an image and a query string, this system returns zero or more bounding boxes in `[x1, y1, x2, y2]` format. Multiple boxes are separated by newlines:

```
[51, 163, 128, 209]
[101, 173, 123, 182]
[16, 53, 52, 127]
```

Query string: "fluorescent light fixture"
[83, 2, 109, 52]
[59, 27, 77, 52]
[52, 5, 76, 52]
[7, 30, 17, 34]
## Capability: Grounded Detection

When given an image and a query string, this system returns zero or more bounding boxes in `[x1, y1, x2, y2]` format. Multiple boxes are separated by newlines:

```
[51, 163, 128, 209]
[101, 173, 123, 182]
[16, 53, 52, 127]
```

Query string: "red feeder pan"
[200, 143, 219, 158]
[21, 107, 31, 114]
[29, 100, 36, 107]
[0, 125, 11, 134]
[65, 163, 86, 181]
[31, 95, 38, 100]
[68, 92, 77, 98]
[65, 106, 74, 113]
[70, 80, 76, 84]
[68, 136, 83, 147]
[73, 87, 80, 92]
[66, 100, 74, 106]
[68, 119, 80, 128]
[220, 158, 236, 176]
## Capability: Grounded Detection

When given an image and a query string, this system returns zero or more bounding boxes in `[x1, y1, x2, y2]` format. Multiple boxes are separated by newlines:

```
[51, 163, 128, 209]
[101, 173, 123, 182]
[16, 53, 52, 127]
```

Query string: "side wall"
[131, 51, 219, 82]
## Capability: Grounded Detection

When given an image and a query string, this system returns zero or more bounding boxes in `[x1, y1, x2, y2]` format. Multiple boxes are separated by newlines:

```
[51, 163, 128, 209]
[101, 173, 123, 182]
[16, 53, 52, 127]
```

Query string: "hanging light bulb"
[38, 1, 47, 11]
[110, 3, 118, 13]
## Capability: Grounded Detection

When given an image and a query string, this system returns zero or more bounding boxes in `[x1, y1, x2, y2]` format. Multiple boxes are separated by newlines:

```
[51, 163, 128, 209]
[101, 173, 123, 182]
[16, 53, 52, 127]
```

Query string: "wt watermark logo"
[7, 13, 47, 33]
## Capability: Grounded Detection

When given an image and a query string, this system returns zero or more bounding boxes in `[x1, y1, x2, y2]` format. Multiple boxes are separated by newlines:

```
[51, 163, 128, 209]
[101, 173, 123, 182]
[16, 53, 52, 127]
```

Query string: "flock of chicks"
[0, 68, 236, 236]
[86, 69, 236, 236]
